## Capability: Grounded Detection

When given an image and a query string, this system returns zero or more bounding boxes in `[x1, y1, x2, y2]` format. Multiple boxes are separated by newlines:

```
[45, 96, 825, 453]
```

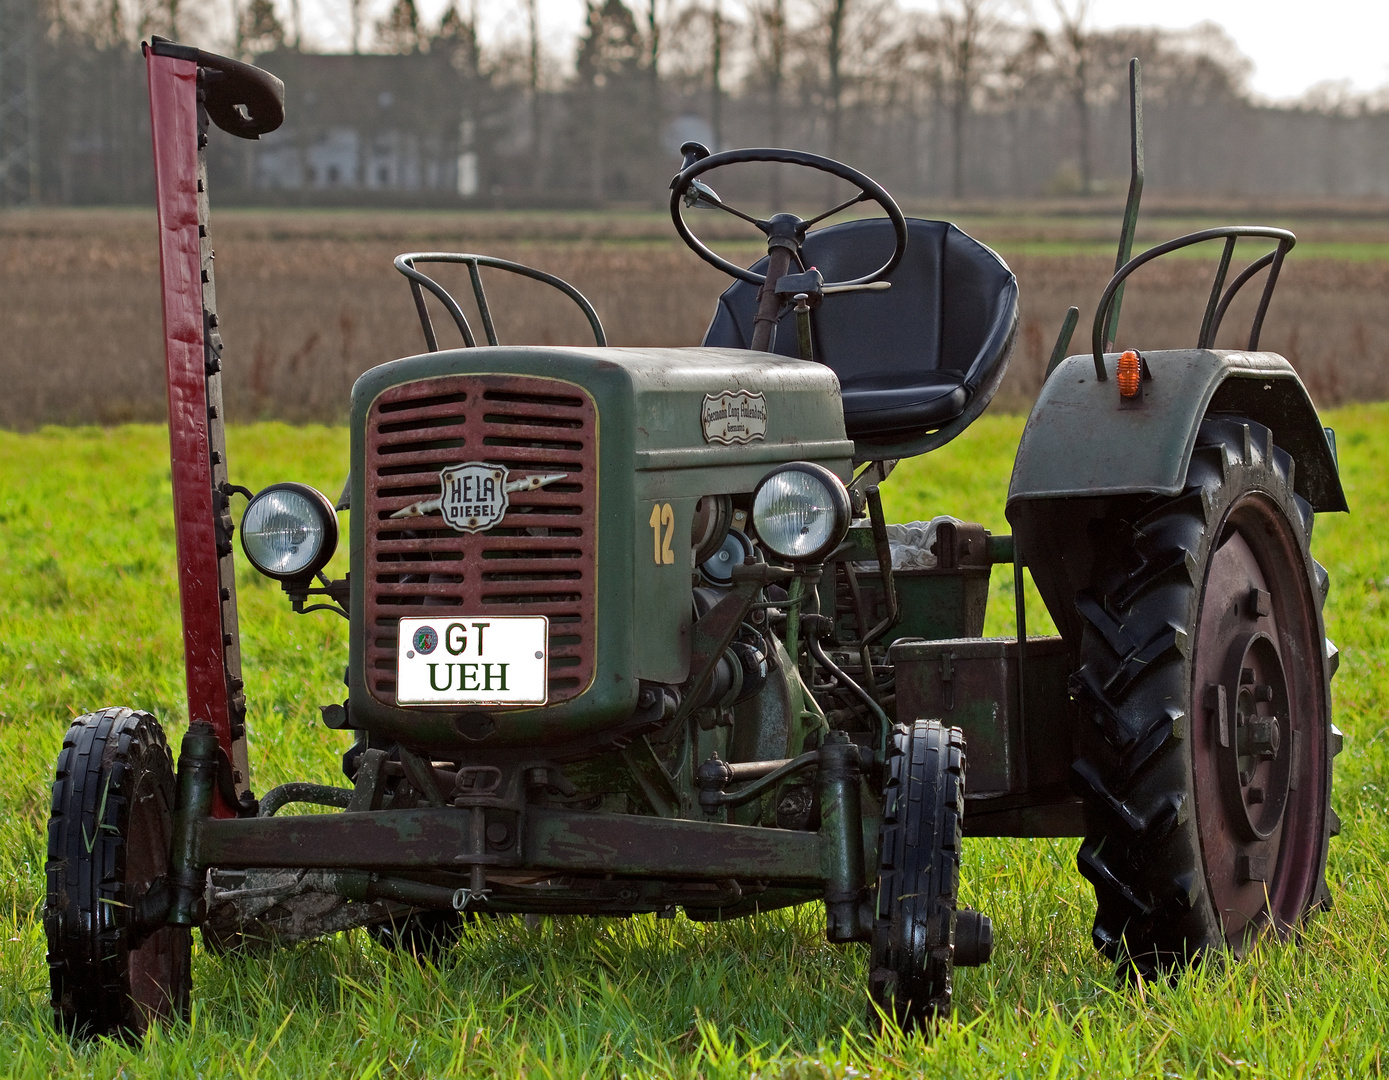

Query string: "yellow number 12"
[649, 503, 675, 565]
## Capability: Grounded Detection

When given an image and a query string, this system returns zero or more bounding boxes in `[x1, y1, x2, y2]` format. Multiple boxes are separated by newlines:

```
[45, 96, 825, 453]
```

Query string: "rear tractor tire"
[45, 708, 190, 1037]
[868, 719, 966, 1032]
[1070, 416, 1341, 976]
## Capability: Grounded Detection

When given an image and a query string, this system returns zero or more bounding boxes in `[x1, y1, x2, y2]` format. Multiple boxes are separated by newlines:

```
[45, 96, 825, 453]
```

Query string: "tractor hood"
[345, 345, 853, 751]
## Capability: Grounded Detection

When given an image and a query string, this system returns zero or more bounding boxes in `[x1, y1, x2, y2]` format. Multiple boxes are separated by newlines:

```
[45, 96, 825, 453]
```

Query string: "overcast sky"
[295, 0, 1385, 102]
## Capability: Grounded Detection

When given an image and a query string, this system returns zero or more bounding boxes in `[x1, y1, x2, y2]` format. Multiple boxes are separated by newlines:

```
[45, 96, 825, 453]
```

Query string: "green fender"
[1004, 348, 1346, 645]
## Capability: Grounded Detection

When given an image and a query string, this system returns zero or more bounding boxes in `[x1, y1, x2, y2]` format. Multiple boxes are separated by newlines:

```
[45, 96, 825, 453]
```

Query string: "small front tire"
[45, 708, 190, 1037]
[868, 719, 965, 1032]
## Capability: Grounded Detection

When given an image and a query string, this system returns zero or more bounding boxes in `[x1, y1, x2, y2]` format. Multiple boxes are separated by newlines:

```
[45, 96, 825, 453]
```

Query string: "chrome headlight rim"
[239, 482, 339, 583]
[749, 461, 853, 564]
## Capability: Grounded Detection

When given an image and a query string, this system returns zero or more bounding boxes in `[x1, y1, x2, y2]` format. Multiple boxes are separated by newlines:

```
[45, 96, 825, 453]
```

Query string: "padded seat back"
[702, 218, 1018, 445]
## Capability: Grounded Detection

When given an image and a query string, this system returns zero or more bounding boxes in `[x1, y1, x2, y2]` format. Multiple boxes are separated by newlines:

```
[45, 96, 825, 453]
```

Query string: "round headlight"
[750, 462, 852, 563]
[240, 483, 338, 582]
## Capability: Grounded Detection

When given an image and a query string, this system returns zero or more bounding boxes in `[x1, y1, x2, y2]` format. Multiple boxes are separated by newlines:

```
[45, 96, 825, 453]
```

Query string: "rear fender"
[1005, 348, 1345, 646]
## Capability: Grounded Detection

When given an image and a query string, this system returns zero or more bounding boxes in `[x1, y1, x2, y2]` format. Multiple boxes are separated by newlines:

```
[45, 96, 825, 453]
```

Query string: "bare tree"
[376, 0, 421, 52]
[746, 0, 787, 202]
[1050, 0, 1094, 193]
[235, 0, 286, 59]
[526, 0, 543, 188]
[710, 0, 725, 149]
[349, 0, 368, 52]
[647, 0, 660, 80]
[575, 0, 648, 198]
[747, 0, 787, 144]
[801, 0, 910, 177]
[131, 0, 193, 41]
[996, 23, 1048, 195]
[61, 0, 128, 45]
[647, 0, 664, 156]
[665, 0, 737, 152]
[934, 0, 1005, 197]
[824, 0, 847, 160]
[436, 3, 481, 73]
[860, 7, 938, 193]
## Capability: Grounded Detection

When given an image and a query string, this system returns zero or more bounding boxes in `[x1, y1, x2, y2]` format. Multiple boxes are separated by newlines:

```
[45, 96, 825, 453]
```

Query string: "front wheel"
[1070, 417, 1341, 974]
[868, 719, 965, 1031]
[45, 708, 190, 1037]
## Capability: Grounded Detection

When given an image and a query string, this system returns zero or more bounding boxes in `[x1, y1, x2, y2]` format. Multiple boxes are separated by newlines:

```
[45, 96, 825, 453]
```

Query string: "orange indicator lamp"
[1116, 350, 1142, 398]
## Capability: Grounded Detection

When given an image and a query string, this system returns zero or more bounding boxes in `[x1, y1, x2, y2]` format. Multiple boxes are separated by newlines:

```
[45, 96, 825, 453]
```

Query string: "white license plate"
[396, 616, 548, 706]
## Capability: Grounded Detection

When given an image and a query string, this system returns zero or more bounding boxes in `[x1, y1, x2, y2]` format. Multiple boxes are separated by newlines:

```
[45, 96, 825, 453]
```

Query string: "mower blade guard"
[145, 40, 280, 816]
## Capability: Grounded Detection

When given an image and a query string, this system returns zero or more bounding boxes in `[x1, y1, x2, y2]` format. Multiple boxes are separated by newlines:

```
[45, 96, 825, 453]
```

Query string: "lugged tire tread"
[1069, 417, 1336, 975]
[45, 707, 189, 1037]
[868, 720, 965, 1031]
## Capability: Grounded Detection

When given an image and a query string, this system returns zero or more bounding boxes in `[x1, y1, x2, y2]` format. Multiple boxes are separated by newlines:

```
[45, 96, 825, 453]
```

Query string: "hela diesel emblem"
[389, 463, 568, 533]
[701, 390, 768, 445]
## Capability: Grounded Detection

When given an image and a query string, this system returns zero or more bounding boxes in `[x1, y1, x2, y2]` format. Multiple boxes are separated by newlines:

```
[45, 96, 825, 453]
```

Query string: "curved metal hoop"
[1091, 226, 1296, 380]
[394, 252, 607, 352]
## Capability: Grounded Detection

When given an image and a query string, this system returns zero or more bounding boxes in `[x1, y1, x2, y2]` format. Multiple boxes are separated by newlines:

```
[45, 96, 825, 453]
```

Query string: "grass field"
[4, 205, 1389, 427]
[0, 405, 1386, 1077]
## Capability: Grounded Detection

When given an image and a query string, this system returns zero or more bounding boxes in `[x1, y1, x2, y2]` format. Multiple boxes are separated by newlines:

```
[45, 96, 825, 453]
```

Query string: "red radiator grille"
[363, 373, 598, 708]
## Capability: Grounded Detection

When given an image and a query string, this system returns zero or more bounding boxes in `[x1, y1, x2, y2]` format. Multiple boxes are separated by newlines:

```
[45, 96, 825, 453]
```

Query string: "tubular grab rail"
[394, 252, 607, 353]
[1090, 225, 1296, 381]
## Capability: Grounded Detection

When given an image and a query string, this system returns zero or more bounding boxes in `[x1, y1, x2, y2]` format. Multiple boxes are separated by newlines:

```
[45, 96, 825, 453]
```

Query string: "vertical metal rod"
[750, 247, 793, 352]
[466, 259, 500, 346]
[468, 807, 489, 901]
[784, 575, 804, 677]
[842, 565, 881, 705]
[864, 486, 898, 632]
[409, 275, 440, 352]
[818, 734, 868, 943]
[1198, 235, 1238, 349]
[169, 723, 221, 926]
[1249, 240, 1292, 351]
[1044, 306, 1080, 380]
[1206, 249, 1276, 346]
[1012, 538, 1028, 743]
[793, 294, 815, 362]
[1103, 58, 1144, 358]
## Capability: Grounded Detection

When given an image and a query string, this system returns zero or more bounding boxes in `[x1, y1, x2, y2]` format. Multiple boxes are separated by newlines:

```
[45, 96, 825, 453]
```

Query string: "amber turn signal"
[1117, 350, 1142, 398]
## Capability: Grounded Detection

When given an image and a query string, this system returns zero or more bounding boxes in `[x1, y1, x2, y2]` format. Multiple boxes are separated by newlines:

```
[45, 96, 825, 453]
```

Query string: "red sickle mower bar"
[147, 37, 285, 819]
[41, 45, 1345, 1040]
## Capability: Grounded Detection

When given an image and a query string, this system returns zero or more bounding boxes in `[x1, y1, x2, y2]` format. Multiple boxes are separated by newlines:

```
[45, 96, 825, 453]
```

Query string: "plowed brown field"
[2, 208, 1384, 427]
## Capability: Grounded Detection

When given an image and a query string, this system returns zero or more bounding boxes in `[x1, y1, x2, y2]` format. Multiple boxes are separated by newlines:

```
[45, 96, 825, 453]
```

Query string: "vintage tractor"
[44, 40, 1345, 1038]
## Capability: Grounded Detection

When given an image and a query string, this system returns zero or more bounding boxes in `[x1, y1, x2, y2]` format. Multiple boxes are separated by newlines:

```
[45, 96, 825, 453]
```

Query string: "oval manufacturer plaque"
[701, 390, 768, 445]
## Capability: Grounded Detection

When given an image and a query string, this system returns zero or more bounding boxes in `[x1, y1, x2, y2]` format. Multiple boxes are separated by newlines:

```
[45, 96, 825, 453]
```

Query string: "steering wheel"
[668, 145, 908, 288]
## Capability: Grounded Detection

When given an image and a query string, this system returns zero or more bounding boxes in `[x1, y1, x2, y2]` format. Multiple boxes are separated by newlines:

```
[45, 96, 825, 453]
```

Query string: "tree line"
[14, 0, 1389, 206]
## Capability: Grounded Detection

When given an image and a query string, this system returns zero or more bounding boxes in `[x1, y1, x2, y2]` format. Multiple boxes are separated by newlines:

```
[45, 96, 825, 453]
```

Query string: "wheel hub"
[1190, 492, 1328, 948]
[1219, 631, 1292, 840]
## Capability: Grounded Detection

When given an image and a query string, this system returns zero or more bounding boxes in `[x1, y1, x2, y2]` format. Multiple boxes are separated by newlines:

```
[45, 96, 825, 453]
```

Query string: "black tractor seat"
[702, 218, 1018, 450]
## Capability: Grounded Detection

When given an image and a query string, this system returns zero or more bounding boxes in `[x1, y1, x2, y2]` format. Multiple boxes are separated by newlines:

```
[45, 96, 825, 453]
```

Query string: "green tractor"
[44, 41, 1344, 1038]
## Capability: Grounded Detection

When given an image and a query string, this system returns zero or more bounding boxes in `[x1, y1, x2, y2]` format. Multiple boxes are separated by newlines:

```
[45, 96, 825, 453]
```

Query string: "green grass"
[1, 408, 1386, 1077]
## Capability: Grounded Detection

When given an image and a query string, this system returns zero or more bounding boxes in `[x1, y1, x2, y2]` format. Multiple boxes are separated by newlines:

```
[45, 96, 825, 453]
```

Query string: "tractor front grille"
[362, 373, 598, 707]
